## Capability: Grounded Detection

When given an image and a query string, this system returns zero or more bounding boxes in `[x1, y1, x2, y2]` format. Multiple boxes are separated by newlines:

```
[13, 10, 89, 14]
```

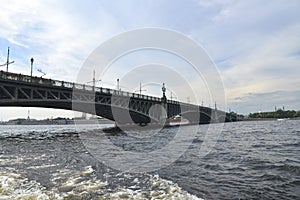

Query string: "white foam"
[50, 166, 108, 199]
[148, 174, 202, 200]
[0, 167, 202, 200]
[27, 164, 59, 170]
[98, 174, 202, 200]
[0, 168, 59, 199]
[0, 166, 108, 200]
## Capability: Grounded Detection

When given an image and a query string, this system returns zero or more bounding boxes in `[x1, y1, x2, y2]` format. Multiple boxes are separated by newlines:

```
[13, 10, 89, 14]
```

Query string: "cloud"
[0, 0, 299, 119]
[0, 0, 120, 81]
[188, 0, 300, 112]
[0, 0, 122, 119]
[223, 23, 300, 99]
[228, 90, 300, 114]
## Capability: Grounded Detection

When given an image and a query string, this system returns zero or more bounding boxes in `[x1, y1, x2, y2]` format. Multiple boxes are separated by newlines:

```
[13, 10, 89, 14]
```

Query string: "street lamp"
[0, 47, 14, 72]
[117, 78, 120, 91]
[134, 82, 147, 95]
[86, 69, 101, 91]
[169, 91, 177, 100]
[30, 57, 34, 78]
[162, 83, 166, 97]
[7, 47, 10, 72]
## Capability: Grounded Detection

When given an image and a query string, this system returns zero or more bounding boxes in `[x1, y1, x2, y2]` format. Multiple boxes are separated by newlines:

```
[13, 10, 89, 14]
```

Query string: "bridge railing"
[0, 70, 163, 102]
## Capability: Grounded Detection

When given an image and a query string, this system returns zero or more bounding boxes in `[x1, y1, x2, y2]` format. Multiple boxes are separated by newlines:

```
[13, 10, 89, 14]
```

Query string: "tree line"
[249, 109, 300, 119]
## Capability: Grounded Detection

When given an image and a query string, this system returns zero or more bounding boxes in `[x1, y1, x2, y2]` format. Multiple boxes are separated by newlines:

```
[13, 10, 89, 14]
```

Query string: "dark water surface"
[0, 120, 299, 199]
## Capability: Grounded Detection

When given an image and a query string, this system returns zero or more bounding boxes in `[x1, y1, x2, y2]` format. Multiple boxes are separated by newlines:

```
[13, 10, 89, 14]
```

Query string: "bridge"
[0, 70, 236, 126]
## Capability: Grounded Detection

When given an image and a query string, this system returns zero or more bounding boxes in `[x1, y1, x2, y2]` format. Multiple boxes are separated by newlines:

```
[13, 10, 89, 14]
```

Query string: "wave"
[0, 166, 202, 200]
[0, 131, 79, 140]
[100, 174, 201, 199]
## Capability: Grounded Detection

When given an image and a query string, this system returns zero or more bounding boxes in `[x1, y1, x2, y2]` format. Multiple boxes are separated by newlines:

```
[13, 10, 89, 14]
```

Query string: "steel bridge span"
[0, 71, 236, 125]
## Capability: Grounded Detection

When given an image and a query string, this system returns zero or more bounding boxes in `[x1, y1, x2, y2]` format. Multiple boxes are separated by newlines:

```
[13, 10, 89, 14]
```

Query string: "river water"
[0, 120, 299, 199]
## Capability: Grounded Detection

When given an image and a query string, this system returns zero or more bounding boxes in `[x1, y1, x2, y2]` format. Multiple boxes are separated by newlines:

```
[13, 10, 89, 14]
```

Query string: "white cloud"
[228, 90, 300, 114]
[0, 0, 300, 119]
[0, 0, 120, 81]
[223, 23, 300, 99]
[188, 0, 300, 113]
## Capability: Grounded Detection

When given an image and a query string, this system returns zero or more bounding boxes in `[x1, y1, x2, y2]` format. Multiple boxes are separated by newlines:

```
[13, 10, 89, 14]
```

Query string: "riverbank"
[241, 117, 300, 121]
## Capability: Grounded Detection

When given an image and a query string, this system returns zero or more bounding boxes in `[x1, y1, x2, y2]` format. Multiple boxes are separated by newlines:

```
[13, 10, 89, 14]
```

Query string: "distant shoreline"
[0, 118, 114, 125]
[1, 117, 299, 126]
[240, 117, 300, 121]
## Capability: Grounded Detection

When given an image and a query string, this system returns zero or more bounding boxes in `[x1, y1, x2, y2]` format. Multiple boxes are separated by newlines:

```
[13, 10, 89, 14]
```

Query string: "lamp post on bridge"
[117, 78, 120, 91]
[162, 83, 166, 99]
[161, 83, 168, 123]
[134, 82, 147, 95]
[7, 47, 10, 72]
[86, 69, 101, 91]
[30, 57, 34, 79]
[0, 47, 15, 72]
[169, 91, 177, 101]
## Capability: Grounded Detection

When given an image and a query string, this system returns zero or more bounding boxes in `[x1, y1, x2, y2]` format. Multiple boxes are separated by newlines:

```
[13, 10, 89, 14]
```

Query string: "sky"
[0, 0, 300, 120]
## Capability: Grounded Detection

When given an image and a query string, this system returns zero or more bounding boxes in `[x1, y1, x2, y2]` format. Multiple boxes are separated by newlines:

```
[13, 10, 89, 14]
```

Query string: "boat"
[169, 115, 189, 126]
[277, 118, 289, 121]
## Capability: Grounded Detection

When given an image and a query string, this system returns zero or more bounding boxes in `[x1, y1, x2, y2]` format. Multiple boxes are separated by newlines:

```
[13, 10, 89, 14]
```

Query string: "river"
[0, 120, 299, 199]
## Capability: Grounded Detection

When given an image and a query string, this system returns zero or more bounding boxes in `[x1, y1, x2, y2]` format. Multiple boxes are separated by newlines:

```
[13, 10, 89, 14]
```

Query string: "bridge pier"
[210, 109, 218, 123]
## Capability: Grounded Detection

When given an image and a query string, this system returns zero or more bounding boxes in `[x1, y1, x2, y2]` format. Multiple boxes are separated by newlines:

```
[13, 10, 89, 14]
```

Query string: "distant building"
[1, 117, 113, 125]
